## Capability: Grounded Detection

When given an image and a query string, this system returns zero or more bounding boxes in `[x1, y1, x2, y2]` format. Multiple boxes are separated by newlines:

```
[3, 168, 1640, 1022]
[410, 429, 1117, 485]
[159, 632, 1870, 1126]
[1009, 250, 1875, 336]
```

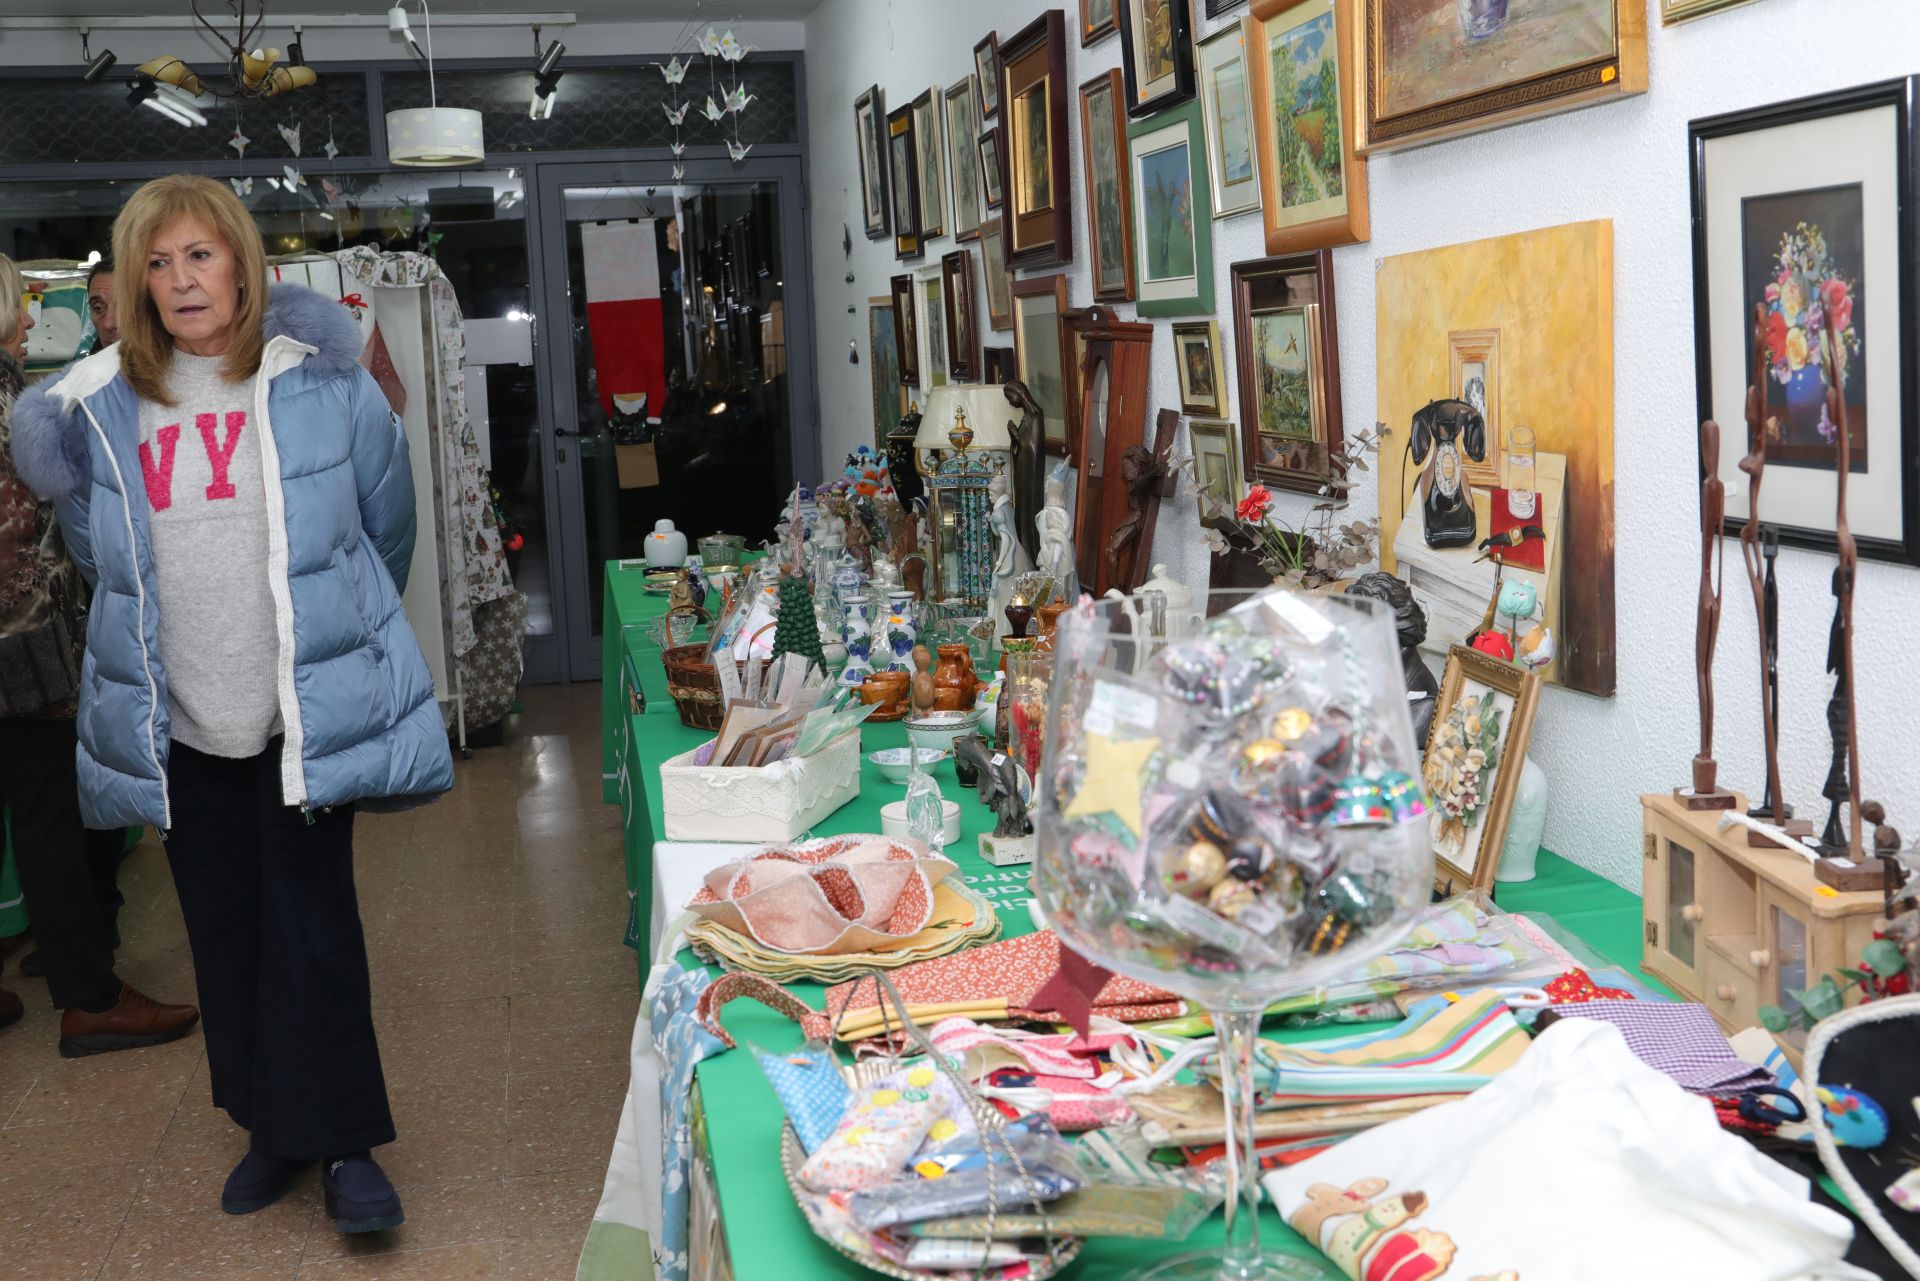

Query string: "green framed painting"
[1125, 98, 1213, 317]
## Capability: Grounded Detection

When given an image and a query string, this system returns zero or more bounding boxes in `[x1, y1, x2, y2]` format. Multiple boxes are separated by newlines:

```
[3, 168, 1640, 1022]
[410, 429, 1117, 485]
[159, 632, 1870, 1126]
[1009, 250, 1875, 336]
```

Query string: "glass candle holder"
[1505, 424, 1538, 520]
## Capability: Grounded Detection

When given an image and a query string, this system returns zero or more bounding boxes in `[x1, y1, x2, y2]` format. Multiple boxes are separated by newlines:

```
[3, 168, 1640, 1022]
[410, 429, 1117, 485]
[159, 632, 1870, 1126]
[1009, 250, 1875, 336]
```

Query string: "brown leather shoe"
[0, 986, 21, 1031]
[59, 983, 199, 1058]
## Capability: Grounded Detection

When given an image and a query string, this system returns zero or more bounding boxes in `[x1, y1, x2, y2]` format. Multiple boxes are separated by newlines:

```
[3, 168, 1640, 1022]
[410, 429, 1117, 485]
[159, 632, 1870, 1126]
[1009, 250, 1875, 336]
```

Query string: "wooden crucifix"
[1678, 417, 1735, 809]
[1102, 408, 1181, 594]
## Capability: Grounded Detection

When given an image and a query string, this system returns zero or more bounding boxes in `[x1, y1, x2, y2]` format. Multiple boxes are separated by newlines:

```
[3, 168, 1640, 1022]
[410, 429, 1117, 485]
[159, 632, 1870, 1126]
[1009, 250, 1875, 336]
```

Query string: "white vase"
[1495, 756, 1548, 883]
[645, 519, 688, 569]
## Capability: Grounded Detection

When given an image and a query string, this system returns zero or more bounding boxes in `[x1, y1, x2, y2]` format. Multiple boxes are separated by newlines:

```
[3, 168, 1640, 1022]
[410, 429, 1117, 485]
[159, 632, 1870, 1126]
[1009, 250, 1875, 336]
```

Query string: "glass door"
[534, 157, 815, 680]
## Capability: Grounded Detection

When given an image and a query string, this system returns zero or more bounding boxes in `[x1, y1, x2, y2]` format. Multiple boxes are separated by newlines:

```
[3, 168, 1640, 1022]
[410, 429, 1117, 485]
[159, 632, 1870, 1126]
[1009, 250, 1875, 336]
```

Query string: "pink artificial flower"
[1237, 485, 1273, 523]
[1765, 283, 1781, 303]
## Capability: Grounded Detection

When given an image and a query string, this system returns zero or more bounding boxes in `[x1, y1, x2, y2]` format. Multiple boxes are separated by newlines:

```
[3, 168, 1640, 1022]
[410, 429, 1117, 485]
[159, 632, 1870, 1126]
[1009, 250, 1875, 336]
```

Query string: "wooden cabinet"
[1640, 792, 1883, 1070]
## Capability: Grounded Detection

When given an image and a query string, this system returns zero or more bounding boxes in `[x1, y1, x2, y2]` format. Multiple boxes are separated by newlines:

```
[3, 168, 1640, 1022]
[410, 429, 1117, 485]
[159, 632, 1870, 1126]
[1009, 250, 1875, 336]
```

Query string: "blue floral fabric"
[650, 964, 730, 1281]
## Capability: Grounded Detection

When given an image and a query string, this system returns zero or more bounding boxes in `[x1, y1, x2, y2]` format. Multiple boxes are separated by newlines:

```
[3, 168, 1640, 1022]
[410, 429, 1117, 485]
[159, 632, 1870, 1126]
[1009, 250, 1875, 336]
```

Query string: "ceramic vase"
[644, 519, 688, 569]
[884, 590, 917, 673]
[1495, 756, 1548, 883]
[841, 594, 875, 688]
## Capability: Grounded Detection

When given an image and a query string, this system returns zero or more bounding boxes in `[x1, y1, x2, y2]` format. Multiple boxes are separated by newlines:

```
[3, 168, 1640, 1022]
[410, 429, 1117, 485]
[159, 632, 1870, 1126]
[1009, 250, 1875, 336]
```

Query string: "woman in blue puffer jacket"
[13, 175, 453, 1234]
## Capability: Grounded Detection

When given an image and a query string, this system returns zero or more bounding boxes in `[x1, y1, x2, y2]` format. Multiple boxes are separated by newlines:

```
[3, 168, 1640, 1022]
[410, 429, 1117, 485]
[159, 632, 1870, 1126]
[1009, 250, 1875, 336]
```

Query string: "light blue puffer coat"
[11, 283, 454, 830]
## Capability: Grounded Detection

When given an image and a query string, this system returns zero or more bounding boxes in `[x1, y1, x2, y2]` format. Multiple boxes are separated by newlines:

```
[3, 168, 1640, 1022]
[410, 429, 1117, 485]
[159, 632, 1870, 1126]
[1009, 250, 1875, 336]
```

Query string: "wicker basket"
[663, 644, 726, 730]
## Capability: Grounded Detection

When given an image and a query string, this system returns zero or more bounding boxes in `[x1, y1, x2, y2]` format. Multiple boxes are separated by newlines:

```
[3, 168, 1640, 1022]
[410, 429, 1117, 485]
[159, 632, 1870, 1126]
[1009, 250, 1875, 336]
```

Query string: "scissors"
[1735, 1085, 1808, 1126]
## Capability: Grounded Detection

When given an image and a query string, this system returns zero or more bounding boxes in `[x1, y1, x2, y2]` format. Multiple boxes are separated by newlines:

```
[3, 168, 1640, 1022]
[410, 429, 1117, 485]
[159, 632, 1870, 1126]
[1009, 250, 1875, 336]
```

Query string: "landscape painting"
[1138, 139, 1195, 281]
[1253, 305, 1316, 439]
[869, 299, 902, 440]
[1380, 0, 1616, 121]
[1271, 9, 1344, 211]
[1091, 93, 1125, 290]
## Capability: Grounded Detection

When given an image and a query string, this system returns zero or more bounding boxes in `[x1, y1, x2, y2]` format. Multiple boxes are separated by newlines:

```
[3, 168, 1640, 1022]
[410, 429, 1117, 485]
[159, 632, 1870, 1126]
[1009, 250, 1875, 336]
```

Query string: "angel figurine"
[1035, 460, 1077, 605]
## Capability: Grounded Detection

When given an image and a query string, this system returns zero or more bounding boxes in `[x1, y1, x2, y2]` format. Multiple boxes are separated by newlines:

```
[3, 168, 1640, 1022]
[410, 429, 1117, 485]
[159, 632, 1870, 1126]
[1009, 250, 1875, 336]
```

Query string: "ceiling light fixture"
[386, 0, 485, 167]
[286, 27, 305, 67]
[528, 27, 564, 120]
[80, 29, 118, 83]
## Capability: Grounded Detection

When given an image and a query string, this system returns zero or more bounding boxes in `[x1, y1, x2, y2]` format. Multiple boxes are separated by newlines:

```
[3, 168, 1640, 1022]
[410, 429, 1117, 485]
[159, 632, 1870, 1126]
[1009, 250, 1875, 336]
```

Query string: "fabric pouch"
[846, 1132, 1082, 1232]
[798, 1062, 966, 1193]
[752, 1043, 851, 1154]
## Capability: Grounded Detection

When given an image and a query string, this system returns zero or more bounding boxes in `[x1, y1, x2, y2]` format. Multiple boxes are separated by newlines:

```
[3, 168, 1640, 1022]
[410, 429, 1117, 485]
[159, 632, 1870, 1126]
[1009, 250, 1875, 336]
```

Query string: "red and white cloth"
[580, 219, 665, 424]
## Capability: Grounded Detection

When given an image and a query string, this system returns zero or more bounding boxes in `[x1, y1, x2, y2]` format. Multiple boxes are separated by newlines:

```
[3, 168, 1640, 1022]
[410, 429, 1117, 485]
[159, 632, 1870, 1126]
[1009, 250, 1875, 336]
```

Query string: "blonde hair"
[0, 254, 23, 348]
[112, 175, 268, 405]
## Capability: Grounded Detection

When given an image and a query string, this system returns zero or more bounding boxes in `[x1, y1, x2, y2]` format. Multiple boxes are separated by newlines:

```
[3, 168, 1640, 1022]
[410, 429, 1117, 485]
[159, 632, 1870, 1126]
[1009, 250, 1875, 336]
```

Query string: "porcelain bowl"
[866, 747, 949, 785]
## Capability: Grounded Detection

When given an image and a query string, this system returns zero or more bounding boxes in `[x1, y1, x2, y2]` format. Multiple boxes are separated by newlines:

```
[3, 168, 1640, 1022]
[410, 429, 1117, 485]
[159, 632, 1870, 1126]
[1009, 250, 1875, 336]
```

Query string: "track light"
[127, 74, 155, 107]
[534, 39, 565, 81]
[80, 31, 117, 83]
[287, 28, 306, 67]
[528, 32, 564, 118]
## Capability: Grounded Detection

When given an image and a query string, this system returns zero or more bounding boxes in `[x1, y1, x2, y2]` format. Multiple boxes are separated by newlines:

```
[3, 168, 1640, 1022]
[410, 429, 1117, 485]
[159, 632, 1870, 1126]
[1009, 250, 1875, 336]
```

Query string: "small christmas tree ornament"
[769, 572, 825, 670]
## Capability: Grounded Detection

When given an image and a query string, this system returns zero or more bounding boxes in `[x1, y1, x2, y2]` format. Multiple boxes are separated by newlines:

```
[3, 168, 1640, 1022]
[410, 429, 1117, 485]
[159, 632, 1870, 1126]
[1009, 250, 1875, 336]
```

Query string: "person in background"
[13, 176, 453, 1233]
[0, 252, 200, 1050]
[87, 256, 119, 348]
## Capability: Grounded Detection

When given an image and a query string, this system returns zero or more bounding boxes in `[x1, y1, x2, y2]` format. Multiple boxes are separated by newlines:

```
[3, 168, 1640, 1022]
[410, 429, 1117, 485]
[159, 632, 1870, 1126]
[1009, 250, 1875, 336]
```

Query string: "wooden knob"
[1716, 984, 1736, 1002]
[1681, 903, 1705, 923]
[1750, 949, 1771, 970]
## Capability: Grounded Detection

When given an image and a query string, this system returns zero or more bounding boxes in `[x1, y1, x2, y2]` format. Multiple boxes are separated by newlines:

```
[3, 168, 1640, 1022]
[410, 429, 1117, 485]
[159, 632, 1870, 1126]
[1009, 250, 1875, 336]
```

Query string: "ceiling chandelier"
[109, 0, 317, 128]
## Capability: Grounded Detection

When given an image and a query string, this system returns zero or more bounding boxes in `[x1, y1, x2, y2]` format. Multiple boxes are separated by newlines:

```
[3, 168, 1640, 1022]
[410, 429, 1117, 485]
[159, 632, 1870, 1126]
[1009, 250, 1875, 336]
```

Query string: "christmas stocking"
[580, 219, 666, 426]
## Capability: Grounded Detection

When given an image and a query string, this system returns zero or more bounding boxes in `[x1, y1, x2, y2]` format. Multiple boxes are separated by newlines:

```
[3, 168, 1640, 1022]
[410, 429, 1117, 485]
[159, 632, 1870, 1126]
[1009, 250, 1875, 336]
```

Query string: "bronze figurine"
[1681, 419, 1735, 808]
[1004, 379, 1045, 568]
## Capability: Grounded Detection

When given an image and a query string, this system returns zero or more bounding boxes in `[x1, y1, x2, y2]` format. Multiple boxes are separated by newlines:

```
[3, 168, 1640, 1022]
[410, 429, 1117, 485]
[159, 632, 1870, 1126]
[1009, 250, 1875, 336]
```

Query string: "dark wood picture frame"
[941, 249, 979, 382]
[1689, 77, 1920, 567]
[999, 9, 1074, 269]
[854, 84, 891, 241]
[983, 346, 1016, 383]
[974, 32, 1001, 119]
[1079, 69, 1137, 304]
[1012, 272, 1077, 457]
[1081, 0, 1119, 45]
[910, 86, 948, 241]
[1205, 0, 1250, 15]
[978, 127, 1007, 212]
[886, 103, 923, 260]
[891, 273, 921, 387]
[1117, 0, 1196, 119]
[1231, 249, 1343, 495]
[944, 78, 985, 242]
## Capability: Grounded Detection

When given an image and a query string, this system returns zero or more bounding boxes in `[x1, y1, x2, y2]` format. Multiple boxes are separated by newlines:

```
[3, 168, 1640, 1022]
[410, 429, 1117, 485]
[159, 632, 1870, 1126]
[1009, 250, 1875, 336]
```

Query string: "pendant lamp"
[385, 1, 483, 167]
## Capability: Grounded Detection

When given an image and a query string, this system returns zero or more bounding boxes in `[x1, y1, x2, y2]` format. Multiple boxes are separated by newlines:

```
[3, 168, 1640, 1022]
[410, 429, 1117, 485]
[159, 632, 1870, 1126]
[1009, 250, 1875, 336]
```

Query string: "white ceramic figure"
[1495, 756, 1548, 882]
[989, 472, 1023, 639]
[1035, 461, 1077, 604]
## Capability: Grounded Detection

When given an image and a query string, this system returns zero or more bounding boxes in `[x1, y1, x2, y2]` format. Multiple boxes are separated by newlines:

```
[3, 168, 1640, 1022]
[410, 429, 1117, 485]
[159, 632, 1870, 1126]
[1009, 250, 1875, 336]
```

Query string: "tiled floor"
[0, 684, 636, 1281]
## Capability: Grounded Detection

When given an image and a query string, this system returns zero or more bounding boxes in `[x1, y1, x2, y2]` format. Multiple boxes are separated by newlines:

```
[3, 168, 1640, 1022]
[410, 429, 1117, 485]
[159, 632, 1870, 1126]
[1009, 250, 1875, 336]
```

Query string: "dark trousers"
[165, 741, 395, 1161]
[0, 717, 119, 1009]
[85, 825, 131, 938]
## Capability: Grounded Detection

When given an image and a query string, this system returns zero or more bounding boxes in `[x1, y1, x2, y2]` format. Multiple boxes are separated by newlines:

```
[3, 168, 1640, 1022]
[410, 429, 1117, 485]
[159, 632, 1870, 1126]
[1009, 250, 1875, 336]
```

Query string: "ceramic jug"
[645, 519, 688, 569]
[932, 644, 981, 711]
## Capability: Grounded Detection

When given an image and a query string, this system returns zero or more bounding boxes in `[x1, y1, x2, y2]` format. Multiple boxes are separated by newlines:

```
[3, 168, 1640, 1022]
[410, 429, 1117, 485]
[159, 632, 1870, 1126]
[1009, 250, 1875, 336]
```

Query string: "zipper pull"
[302, 802, 314, 827]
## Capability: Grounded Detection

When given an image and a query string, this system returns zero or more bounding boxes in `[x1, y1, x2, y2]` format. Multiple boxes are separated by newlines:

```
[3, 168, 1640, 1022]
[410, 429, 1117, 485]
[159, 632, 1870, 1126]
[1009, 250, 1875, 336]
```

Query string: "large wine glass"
[1033, 587, 1430, 1281]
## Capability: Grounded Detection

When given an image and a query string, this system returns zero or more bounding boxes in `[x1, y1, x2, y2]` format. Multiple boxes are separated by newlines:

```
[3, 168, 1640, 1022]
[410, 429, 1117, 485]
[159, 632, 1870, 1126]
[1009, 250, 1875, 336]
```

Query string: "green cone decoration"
[769, 572, 824, 670]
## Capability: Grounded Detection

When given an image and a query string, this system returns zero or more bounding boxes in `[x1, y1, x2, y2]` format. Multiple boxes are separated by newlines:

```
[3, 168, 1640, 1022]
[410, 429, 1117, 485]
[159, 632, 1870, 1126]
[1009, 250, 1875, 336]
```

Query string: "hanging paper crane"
[664, 102, 689, 126]
[727, 140, 752, 163]
[277, 121, 301, 156]
[655, 56, 688, 84]
[724, 85, 754, 115]
[718, 31, 755, 62]
[701, 96, 725, 123]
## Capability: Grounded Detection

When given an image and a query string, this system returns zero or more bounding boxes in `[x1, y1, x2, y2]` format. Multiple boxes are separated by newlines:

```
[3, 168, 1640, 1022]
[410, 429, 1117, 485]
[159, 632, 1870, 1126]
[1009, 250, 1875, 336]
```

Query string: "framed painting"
[1448, 327, 1501, 489]
[1662, 0, 1760, 22]
[1690, 78, 1920, 566]
[975, 33, 1001, 119]
[890, 273, 920, 387]
[942, 249, 979, 381]
[1195, 22, 1262, 219]
[944, 78, 986, 242]
[1081, 0, 1118, 45]
[869, 296, 904, 441]
[1001, 10, 1073, 268]
[978, 127, 1007, 212]
[1173, 320, 1228, 416]
[1188, 416, 1242, 519]
[1012, 272, 1075, 456]
[854, 85, 891, 241]
[1231, 250, 1341, 495]
[886, 103, 923, 260]
[1117, 0, 1195, 118]
[1247, 0, 1368, 252]
[983, 346, 1016, 384]
[918, 267, 950, 390]
[1206, 0, 1250, 13]
[1357, 0, 1647, 153]
[1127, 99, 1214, 316]
[1425, 645, 1541, 895]
[911, 87, 948, 241]
[980, 217, 1014, 331]
[1080, 70, 1137, 304]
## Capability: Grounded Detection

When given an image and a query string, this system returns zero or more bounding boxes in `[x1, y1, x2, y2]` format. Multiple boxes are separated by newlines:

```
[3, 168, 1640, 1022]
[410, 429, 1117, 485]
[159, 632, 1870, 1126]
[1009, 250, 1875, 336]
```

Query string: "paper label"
[1084, 680, 1160, 739]
[1235, 896, 1287, 937]
[1156, 893, 1257, 953]
[715, 657, 741, 707]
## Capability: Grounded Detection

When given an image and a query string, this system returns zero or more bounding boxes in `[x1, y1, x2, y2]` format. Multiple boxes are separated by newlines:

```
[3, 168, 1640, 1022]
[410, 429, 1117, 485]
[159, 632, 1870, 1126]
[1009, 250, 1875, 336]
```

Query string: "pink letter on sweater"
[198, 411, 245, 501]
[140, 424, 180, 512]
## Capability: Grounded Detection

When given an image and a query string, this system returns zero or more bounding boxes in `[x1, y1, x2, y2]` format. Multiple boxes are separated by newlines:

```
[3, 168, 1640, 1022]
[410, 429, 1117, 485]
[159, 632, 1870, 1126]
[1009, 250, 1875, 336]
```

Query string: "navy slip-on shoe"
[323, 1153, 405, 1234]
[221, 1148, 305, 1215]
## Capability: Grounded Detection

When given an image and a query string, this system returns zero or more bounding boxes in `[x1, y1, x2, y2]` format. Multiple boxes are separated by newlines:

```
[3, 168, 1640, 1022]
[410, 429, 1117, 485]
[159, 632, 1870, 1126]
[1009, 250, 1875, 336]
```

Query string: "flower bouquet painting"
[1424, 689, 1502, 864]
[1742, 186, 1868, 472]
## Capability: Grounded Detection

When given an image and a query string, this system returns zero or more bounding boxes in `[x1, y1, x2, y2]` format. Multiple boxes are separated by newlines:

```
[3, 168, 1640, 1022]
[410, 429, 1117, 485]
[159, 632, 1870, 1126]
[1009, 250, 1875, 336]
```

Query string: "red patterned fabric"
[1542, 968, 1635, 1005]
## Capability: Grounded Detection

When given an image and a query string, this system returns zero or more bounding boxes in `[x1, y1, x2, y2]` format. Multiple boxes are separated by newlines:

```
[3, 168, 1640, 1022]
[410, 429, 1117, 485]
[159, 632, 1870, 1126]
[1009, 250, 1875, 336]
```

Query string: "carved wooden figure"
[1681, 418, 1736, 809]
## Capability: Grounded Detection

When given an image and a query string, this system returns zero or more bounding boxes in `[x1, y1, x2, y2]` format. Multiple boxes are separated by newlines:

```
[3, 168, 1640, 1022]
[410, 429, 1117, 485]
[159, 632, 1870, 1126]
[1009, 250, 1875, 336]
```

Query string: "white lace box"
[659, 732, 862, 843]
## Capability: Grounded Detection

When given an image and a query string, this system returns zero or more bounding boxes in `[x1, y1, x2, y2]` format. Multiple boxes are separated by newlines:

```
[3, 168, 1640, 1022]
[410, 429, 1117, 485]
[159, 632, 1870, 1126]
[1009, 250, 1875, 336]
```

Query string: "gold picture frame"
[1172, 320, 1227, 417]
[1247, 0, 1369, 252]
[1446, 327, 1500, 489]
[1186, 417, 1242, 520]
[1425, 644, 1542, 894]
[1660, 0, 1760, 22]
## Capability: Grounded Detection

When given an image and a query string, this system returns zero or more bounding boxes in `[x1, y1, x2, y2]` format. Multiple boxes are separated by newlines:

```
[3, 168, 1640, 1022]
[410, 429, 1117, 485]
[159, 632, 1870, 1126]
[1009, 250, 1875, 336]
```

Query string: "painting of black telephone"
[1406, 398, 1487, 549]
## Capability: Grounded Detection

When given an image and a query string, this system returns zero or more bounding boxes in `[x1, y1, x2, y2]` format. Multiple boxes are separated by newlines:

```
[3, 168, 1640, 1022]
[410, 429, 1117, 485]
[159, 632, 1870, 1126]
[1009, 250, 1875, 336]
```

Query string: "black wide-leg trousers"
[164, 740, 396, 1161]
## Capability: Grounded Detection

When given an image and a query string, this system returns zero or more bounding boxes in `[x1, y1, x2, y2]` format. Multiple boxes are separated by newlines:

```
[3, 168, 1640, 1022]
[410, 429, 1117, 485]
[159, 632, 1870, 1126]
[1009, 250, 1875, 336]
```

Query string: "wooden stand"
[1641, 791, 1884, 1071]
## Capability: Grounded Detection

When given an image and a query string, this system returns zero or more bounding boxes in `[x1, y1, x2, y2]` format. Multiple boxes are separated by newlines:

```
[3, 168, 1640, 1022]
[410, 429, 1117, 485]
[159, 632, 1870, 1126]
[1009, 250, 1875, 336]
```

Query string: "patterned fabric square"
[753, 1044, 850, 1154]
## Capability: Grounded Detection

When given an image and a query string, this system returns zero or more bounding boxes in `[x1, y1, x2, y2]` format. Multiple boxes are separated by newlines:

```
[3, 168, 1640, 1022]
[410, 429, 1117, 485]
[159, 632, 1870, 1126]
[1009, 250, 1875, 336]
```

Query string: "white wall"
[805, 0, 1920, 889]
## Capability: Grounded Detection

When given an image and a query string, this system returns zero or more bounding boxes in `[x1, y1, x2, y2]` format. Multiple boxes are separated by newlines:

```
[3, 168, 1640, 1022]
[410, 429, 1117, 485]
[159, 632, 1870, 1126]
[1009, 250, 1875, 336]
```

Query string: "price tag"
[715, 657, 742, 707]
[1084, 679, 1159, 739]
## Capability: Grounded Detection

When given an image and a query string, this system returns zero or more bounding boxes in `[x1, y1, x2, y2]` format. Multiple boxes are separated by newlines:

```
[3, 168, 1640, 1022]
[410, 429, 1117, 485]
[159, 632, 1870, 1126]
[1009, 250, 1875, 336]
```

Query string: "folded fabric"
[1264, 1019, 1873, 1281]
[687, 878, 1000, 983]
[683, 834, 955, 955]
[847, 1131, 1082, 1231]
[1130, 1084, 1451, 1147]
[753, 1043, 850, 1154]
[1546, 999, 1773, 1095]
[1542, 966, 1637, 1004]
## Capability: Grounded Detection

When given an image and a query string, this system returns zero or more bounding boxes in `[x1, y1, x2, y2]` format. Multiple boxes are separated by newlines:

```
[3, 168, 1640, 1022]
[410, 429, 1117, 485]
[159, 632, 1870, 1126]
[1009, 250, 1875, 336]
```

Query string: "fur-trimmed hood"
[12, 282, 365, 501]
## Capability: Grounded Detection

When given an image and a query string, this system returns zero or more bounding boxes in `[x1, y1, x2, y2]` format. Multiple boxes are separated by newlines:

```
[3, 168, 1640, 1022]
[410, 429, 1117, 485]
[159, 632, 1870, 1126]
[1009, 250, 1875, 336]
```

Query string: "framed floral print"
[1012, 272, 1075, 455]
[1173, 320, 1227, 416]
[1081, 0, 1118, 45]
[1231, 249, 1342, 494]
[944, 78, 986, 242]
[1187, 416, 1242, 519]
[974, 33, 1001, 119]
[1079, 70, 1137, 304]
[1247, 0, 1368, 253]
[1690, 77, 1920, 566]
[886, 103, 923, 260]
[942, 249, 979, 381]
[911, 87, 948, 241]
[978, 127, 1007, 212]
[1195, 22, 1262, 219]
[979, 216, 1014, 331]
[869, 296, 904, 441]
[1425, 644, 1541, 894]
[1126, 99, 1214, 316]
[1357, 0, 1647, 154]
[890, 273, 920, 387]
[854, 85, 891, 241]
[1117, 0, 1195, 118]
[1000, 10, 1073, 268]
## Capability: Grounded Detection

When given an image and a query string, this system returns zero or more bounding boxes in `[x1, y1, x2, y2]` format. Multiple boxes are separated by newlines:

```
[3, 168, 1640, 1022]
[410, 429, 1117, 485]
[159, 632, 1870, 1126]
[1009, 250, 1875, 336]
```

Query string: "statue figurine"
[1103, 444, 1167, 594]
[1819, 562, 1852, 852]
[987, 471, 1025, 640]
[1035, 459, 1078, 604]
[1004, 379, 1047, 568]
[978, 751, 1033, 838]
[909, 644, 937, 717]
[1347, 571, 1441, 747]
[1680, 419, 1735, 809]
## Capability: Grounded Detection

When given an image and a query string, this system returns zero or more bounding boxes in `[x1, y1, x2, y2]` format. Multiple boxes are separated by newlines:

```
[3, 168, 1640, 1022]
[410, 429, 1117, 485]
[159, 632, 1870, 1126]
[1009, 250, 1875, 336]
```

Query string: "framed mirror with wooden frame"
[1230, 249, 1342, 494]
[1011, 272, 1076, 458]
[1079, 69, 1136, 303]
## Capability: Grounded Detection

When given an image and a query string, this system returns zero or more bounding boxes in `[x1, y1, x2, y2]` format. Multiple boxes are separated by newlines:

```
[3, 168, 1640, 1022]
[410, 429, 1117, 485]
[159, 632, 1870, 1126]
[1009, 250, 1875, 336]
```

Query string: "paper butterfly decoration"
[664, 102, 689, 126]
[228, 129, 251, 158]
[672, 163, 686, 181]
[718, 31, 755, 63]
[702, 96, 725, 123]
[727, 141, 752, 163]
[698, 27, 724, 57]
[723, 85, 755, 114]
[230, 177, 253, 196]
[655, 56, 688, 84]
[277, 122, 301, 157]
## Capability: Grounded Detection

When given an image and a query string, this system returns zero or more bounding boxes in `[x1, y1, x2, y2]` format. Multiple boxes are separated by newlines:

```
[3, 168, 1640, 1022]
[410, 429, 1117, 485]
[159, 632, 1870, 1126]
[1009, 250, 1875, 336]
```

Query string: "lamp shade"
[915, 384, 1015, 453]
[387, 107, 484, 166]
